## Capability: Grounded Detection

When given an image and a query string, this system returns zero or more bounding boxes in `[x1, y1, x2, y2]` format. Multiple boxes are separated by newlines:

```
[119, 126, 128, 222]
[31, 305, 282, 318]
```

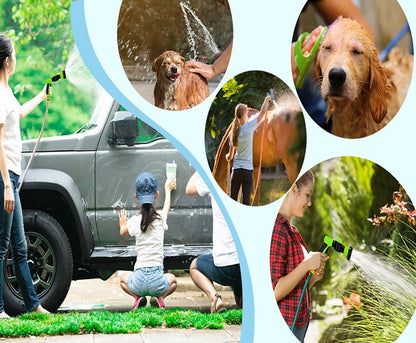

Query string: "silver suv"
[4, 92, 212, 315]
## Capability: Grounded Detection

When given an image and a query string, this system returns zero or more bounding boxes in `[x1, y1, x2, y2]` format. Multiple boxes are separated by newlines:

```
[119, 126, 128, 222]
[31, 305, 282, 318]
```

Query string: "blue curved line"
[70, 1, 254, 341]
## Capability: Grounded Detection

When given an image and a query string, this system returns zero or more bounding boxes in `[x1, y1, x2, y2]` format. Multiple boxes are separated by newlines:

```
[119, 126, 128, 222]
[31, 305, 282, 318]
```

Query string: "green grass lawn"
[0, 308, 242, 338]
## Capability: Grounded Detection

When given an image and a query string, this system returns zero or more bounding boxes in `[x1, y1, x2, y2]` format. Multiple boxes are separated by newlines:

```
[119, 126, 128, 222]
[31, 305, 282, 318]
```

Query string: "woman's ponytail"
[230, 103, 247, 147]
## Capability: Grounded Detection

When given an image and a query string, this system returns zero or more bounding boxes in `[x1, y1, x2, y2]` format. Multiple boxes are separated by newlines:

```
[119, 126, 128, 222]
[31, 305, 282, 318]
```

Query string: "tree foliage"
[1, 0, 95, 138]
[296, 157, 377, 249]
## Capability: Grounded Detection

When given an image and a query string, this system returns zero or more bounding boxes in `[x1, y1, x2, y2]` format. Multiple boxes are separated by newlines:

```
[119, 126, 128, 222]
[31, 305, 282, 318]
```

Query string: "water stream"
[179, 1, 220, 60]
[64, 46, 103, 99]
[349, 250, 416, 298]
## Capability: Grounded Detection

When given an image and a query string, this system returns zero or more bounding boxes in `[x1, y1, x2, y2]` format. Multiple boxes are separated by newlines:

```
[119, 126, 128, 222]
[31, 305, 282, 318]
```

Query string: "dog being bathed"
[152, 51, 209, 111]
[314, 17, 413, 138]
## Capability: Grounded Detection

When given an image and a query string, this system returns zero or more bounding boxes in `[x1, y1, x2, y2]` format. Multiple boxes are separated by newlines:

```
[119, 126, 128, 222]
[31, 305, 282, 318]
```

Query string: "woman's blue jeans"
[290, 321, 309, 343]
[0, 171, 40, 313]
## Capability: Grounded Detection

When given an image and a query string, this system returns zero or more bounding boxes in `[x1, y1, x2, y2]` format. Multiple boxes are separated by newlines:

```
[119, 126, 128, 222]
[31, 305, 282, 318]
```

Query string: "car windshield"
[75, 90, 114, 134]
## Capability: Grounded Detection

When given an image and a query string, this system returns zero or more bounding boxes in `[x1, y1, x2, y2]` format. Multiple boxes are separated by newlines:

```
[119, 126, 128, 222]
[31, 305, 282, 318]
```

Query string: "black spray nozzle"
[50, 70, 66, 82]
[320, 236, 353, 260]
[46, 70, 67, 96]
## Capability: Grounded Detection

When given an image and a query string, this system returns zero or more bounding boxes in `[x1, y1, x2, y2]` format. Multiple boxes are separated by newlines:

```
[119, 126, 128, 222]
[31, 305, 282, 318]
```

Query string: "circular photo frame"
[292, 0, 413, 138]
[117, 0, 233, 111]
[270, 156, 416, 342]
[205, 70, 306, 206]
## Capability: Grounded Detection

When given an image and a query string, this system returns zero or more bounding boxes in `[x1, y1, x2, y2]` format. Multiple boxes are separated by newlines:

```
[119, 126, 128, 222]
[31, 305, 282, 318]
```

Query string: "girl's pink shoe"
[133, 296, 147, 310]
[150, 296, 166, 309]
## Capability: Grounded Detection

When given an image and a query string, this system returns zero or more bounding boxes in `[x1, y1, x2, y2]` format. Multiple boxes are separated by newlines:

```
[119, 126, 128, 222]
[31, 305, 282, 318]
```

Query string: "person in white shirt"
[0, 34, 49, 318]
[118, 172, 177, 309]
[186, 172, 242, 313]
[226, 95, 272, 205]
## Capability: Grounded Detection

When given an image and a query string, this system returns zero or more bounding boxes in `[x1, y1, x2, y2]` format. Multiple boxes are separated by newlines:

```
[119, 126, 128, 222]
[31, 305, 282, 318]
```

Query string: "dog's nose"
[171, 66, 178, 73]
[328, 67, 346, 88]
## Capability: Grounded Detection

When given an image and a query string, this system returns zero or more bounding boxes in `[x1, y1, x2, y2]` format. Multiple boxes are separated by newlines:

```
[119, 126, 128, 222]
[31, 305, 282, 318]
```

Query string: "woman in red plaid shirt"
[270, 170, 328, 342]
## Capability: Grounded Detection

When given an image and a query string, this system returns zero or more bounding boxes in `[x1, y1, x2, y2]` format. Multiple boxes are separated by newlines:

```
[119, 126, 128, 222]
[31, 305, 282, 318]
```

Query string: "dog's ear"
[314, 49, 323, 85]
[368, 46, 388, 123]
[180, 55, 185, 66]
[152, 55, 162, 72]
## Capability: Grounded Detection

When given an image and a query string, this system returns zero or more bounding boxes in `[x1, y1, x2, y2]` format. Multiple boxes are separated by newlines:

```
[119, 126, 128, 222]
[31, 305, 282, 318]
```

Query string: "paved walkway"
[57, 273, 238, 314]
[5, 326, 241, 343]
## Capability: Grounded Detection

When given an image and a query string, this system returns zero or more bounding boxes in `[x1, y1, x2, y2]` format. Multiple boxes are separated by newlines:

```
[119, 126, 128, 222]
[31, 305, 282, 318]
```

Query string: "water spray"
[180, 1, 219, 60]
[18, 70, 67, 193]
[291, 236, 353, 332]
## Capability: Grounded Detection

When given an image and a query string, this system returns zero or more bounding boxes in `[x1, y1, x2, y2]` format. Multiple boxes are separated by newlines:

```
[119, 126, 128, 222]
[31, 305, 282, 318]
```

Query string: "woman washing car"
[0, 34, 49, 317]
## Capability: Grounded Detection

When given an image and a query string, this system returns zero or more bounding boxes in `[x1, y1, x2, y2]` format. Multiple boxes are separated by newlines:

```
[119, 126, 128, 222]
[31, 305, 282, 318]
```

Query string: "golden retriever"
[315, 17, 413, 138]
[152, 51, 209, 111]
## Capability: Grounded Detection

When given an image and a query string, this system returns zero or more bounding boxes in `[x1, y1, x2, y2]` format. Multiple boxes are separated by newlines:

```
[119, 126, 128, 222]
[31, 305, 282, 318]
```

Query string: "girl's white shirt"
[127, 211, 167, 270]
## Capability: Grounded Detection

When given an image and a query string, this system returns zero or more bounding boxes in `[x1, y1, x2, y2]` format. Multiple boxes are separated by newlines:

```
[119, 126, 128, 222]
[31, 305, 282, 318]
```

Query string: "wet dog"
[152, 51, 209, 111]
[315, 17, 413, 138]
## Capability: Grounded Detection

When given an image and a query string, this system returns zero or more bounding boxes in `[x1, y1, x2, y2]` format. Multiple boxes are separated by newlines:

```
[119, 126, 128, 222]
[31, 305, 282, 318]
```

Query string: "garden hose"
[18, 71, 66, 193]
[251, 89, 275, 206]
[291, 236, 353, 332]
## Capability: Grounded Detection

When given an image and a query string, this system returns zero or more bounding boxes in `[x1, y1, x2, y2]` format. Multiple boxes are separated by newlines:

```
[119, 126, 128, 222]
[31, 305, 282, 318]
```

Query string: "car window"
[119, 105, 164, 144]
[136, 119, 164, 143]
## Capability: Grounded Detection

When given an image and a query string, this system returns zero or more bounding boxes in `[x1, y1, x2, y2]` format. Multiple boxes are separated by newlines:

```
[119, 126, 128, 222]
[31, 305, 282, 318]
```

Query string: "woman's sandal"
[0, 312, 11, 319]
[210, 293, 226, 314]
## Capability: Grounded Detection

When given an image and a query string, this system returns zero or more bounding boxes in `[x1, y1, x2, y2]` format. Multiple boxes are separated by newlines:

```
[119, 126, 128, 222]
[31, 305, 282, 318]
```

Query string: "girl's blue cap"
[135, 172, 157, 204]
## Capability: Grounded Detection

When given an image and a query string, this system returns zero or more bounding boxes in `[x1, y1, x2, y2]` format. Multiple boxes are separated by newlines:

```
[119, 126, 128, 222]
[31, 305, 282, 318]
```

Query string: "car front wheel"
[3, 210, 73, 315]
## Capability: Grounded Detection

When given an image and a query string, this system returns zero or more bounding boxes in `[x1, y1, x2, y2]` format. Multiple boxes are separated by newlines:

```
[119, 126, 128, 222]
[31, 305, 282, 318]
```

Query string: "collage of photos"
[0, 0, 415, 343]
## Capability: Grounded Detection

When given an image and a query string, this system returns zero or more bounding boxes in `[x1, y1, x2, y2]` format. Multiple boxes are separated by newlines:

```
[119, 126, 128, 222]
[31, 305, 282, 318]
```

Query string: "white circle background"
[72, 0, 416, 342]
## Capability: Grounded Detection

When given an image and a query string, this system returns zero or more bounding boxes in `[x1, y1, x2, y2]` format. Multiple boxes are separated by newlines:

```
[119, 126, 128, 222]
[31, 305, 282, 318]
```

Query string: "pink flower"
[408, 209, 416, 218]
[380, 204, 393, 215]
[368, 216, 381, 227]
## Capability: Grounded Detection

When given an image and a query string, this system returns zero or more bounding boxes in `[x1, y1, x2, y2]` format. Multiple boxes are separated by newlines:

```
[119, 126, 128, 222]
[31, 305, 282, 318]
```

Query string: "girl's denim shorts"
[127, 266, 169, 297]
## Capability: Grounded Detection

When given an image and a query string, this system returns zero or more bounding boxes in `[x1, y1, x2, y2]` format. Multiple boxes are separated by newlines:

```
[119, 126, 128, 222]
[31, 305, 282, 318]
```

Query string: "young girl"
[0, 34, 49, 317]
[226, 95, 272, 205]
[269, 170, 328, 342]
[118, 172, 177, 309]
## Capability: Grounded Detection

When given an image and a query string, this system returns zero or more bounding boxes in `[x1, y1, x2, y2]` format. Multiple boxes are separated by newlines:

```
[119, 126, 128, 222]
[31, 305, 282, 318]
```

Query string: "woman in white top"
[0, 34, 49, 317]
[226, 95, 272, 205]
[118, 172, 177, 309]
[186, 172, 242, 313]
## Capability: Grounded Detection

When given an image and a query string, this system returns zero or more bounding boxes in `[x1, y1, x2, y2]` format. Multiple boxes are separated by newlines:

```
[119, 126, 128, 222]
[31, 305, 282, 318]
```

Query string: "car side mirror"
[108, 111, 138, 147]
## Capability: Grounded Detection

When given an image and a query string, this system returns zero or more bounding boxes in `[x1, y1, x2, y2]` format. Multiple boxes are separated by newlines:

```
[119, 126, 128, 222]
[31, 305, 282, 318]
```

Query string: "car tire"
[3, 210, 73, 315]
